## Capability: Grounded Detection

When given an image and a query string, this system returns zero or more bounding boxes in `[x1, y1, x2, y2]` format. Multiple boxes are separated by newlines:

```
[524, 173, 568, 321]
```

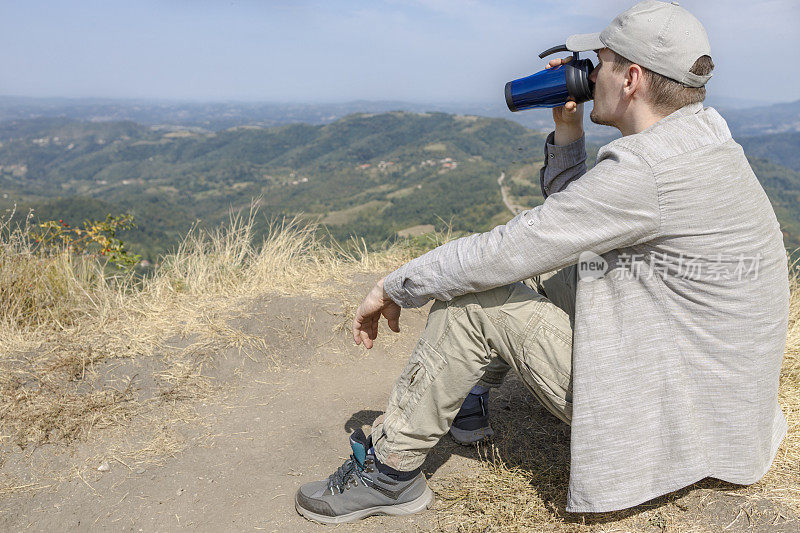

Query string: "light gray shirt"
[383, 102, 789, 512]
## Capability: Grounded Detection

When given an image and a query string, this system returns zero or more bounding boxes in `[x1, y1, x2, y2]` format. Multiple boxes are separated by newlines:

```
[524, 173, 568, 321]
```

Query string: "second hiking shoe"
[449, 389, 494, 445]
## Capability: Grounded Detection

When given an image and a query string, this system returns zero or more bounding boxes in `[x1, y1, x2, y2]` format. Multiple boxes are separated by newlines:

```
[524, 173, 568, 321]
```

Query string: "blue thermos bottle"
[505, 44, 595, 112]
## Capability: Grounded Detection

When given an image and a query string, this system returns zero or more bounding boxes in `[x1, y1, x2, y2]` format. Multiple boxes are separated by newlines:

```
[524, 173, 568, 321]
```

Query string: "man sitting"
[294, 0, 790, 524]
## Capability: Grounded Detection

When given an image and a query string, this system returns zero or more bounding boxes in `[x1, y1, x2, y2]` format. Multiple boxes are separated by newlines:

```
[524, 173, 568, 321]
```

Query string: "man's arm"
[541, 54, 587, 199]
[540, 132, 588, 199]
[383, 143, 661, 308]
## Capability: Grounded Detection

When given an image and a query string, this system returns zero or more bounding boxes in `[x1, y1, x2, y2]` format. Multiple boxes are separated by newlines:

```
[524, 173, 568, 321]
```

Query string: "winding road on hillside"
[497, 171, 525, 216]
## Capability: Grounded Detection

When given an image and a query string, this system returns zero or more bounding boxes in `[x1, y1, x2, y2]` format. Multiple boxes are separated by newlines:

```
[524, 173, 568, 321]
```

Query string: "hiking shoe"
[449, 389, 494, 445]
[294, 428, 434, 524]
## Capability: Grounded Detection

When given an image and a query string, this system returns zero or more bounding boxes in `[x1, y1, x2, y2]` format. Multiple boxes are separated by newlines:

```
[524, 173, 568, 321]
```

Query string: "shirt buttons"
[549, 153, 555, 158]
[527, 219, 535, 226]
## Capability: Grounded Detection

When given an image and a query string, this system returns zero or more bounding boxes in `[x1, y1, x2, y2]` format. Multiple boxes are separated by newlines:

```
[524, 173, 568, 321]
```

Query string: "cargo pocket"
[391, 338, 448, 424]
[519, 318, 573, 424]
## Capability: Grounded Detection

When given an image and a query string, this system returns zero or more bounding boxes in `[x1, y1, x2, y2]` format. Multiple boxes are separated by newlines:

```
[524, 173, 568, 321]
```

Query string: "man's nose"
[589, 66, 599, 83]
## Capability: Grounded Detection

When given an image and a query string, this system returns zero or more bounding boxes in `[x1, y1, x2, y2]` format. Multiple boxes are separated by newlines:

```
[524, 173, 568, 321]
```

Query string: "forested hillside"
[1, 112, 799, 263]
[0, 113, 547, 260]
[739, 132, 800, 172]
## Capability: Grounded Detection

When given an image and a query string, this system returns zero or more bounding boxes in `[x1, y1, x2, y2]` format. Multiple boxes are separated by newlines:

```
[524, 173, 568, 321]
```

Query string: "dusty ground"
[1, 274, 798, 532]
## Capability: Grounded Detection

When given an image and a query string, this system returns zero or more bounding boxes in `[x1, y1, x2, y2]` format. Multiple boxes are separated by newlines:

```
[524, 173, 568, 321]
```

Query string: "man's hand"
[546, 56, 584, 145]
[353, 277, 401, 349]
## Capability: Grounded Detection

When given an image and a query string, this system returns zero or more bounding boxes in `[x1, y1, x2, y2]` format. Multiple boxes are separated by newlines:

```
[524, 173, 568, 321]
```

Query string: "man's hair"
[610, 52, 714, 115]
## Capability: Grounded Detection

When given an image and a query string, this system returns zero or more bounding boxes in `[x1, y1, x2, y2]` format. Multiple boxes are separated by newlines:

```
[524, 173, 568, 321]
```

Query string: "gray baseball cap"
[565, 0, 712, 87]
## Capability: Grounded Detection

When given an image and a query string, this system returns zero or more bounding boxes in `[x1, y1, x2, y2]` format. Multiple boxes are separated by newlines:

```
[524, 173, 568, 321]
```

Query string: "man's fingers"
[353, 293, 402, 347]
[360, 329, 373, 349]
[369, 316, 379, 340]
[355, 323, 373, 348]
[545, 56, 573, 69]
[353, 307, 374, 345]
[353, 311, 379, 347]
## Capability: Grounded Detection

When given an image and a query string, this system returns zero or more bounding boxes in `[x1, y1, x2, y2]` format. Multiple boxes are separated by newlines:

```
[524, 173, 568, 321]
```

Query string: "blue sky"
[1, 0, 798, 104]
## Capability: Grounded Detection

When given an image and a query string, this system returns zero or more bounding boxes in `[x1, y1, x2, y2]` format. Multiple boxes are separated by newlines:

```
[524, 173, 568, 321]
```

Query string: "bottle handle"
[538, 44, 581, 64]
[538, 44, 569, 59]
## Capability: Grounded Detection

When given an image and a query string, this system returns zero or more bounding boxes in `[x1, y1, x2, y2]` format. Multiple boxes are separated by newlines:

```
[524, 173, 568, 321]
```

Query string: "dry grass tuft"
[0, 199, 426, 452]
[434, 445, 560, 531]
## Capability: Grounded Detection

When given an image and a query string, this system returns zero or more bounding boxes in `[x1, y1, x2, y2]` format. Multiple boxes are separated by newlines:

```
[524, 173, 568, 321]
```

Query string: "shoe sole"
[295, 486, 435, 525]
[449, 425, 494, 446]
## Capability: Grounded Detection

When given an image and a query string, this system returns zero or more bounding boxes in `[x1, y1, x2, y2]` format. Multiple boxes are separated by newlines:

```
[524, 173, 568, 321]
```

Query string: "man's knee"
[436, 283, 522, 313]
[422, 283, 551, 357]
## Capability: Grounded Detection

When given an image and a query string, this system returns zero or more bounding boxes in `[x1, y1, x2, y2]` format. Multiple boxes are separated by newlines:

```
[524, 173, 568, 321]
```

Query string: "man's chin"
[590, 110, 615, 128]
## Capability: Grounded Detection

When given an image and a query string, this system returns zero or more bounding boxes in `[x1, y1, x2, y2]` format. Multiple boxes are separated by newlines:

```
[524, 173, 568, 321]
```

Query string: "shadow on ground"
[345, 374, 798, 532]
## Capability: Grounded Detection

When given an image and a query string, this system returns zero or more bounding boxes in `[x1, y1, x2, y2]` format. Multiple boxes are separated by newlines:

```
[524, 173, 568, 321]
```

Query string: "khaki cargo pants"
[371, 266, 576, 472]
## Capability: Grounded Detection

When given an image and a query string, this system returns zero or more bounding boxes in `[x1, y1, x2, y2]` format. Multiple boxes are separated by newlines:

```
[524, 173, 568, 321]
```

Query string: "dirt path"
[1, 275, 798, 531]
[0, 280, 485, 532]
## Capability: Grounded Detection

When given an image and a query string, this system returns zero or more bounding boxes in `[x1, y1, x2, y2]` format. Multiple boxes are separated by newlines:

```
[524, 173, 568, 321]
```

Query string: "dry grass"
[431, 267, 800, 532]
[0, 200, 427, 452]
[2, 198, 797, 531]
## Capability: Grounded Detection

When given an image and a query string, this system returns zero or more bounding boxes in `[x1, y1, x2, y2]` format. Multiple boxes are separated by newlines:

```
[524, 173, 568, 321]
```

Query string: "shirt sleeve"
[540, 131, 588, 199]
[383, 141, 662, 308]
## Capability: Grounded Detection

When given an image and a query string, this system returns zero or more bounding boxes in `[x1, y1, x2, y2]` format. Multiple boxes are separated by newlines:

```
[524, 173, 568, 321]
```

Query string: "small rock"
[97, 462, 111, 472]
[135, 468, 146, 475]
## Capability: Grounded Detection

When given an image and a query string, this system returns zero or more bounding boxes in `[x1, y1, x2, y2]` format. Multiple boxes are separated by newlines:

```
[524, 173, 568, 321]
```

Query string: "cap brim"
[566, 32, 604, 52]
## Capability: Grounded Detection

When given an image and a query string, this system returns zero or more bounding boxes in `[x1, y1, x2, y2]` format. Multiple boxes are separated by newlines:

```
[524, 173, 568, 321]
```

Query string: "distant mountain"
[738, 132, 800, 173]
[721, 99, 800, 137]
[0, 96, 450, 131]
[2, 96, 798, 142]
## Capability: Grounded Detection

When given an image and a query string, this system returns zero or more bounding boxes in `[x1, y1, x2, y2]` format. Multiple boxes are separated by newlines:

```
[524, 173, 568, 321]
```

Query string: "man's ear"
[625, 63, 645, 99]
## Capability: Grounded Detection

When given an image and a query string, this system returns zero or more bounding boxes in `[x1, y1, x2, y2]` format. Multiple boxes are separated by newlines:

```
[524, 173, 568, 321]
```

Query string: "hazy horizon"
[0, 94, 793, 113]
[2, 1, 798, 105]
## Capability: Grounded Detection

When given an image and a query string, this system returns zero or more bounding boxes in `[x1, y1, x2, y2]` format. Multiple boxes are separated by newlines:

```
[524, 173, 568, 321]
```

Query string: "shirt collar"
[641, 102, 704, 135]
